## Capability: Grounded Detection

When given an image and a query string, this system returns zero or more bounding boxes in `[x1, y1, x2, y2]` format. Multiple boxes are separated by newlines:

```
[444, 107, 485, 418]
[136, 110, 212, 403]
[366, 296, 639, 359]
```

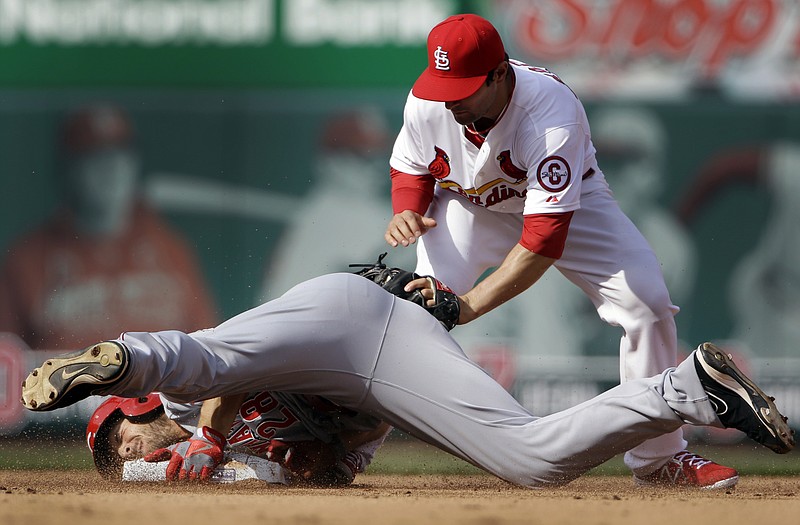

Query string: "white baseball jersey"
[105, 273, 721, 487]
[390, 61, 607, 216]
[389, 60, 686, 472]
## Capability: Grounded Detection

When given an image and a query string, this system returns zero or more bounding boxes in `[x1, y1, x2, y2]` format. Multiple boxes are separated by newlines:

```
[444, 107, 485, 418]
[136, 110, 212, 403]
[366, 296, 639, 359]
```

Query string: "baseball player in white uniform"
[21, 269, 794, 488]
[86, 391, 390, 484]
[385, 14, 729, 487]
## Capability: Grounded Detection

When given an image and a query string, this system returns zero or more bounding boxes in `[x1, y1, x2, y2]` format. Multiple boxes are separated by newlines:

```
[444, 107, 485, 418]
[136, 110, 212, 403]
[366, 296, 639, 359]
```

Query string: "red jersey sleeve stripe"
[520, 211, 574, 259]
[391, 168, 435, 215]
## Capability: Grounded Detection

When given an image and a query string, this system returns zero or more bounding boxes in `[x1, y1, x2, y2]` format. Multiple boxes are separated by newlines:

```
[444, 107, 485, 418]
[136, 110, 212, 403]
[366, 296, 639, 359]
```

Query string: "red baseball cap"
[413, 14, 506, 102]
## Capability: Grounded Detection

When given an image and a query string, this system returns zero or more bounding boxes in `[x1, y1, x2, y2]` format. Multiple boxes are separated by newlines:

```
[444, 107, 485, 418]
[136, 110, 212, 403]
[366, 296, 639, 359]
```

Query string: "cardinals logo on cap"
[434, 46, 450, 71]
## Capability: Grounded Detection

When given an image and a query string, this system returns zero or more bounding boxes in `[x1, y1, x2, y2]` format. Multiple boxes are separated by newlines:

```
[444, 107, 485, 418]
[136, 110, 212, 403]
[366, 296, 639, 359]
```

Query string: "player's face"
[109, 416, 185, 461]
[444, 62, 510, 125]
[445, 85, 495, 125]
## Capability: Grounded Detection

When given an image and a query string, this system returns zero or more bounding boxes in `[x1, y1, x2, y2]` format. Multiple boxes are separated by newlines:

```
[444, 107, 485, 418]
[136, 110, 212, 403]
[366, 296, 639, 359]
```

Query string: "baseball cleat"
[21, 341, 128, 412]
[694, 342, 795, 454]
[633, 451, 738, 489]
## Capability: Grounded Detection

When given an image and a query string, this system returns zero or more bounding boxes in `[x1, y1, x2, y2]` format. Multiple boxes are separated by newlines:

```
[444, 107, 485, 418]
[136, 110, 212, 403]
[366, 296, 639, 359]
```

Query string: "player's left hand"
[352, 254, 460, 330]
[403, 275, 462, 330]
[144, 426, 226, 481]
[403, 276, 441, 305]
[266, 439, 347, 485]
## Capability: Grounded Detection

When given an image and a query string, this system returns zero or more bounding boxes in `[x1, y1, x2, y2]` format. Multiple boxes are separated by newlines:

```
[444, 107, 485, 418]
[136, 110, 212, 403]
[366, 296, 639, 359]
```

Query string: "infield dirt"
[1, 470, 798, 525]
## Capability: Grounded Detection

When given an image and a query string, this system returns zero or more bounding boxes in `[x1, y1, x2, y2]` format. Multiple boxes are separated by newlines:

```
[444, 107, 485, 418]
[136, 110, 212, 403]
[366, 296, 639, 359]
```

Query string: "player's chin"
[450, 111, 476, 125]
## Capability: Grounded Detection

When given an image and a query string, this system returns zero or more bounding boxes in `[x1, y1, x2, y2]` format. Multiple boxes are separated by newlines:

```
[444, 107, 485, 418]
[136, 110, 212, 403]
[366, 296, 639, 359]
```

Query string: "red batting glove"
[144, 426, 226, 481]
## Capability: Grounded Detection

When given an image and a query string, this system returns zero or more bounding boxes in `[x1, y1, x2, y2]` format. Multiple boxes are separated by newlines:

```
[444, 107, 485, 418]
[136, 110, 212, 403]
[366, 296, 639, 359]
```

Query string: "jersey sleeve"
[391, 168, 435, 215]
[519, 123, 586, 215]
[160, 396, 202, 432]
[519, 211, 574, 259]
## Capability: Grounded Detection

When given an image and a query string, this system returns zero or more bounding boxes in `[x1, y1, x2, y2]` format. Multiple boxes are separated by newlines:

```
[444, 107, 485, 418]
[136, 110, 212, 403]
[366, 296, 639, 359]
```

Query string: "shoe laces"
[674, 451, 712, 469]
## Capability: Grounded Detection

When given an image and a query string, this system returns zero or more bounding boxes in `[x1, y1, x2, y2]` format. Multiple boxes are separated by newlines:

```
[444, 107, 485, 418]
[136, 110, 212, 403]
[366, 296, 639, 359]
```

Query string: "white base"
[121, 452, 288, 484]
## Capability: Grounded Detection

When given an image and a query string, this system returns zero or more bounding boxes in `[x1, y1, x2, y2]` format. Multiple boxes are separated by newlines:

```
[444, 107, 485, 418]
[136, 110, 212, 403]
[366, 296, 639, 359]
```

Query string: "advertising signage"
[492, 0, 800, 100]
[0, 0, 797, 99]
[0, 0, 459, 88]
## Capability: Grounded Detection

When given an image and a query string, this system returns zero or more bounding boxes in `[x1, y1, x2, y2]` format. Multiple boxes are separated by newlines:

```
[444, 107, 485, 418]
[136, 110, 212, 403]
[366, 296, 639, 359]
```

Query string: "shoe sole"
[21, 342, 126, 412]
[696, 343, 795, 454]
[634, 474, 739, 490]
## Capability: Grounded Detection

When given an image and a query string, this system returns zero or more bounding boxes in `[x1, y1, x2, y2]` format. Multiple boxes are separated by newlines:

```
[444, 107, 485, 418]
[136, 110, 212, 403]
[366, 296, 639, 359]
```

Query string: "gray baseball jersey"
[162, 391, 384, 473]
[104, 273, 720, 488]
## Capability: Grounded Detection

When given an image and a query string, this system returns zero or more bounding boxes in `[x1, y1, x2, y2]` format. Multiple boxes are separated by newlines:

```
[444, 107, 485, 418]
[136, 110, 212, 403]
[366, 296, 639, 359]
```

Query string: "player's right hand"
[143, 426, 226, 482]
[385, 210, 437, 247]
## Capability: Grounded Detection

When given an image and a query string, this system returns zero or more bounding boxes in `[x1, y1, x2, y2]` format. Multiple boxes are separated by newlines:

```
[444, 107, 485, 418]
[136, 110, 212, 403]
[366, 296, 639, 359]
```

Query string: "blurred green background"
[1, 0, 799, 459]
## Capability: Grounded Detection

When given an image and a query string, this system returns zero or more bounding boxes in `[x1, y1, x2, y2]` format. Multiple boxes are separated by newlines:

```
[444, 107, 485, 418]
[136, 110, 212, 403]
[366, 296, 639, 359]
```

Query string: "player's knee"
[636, 286, 676, 320]
[602, 283, 677, 330]
[620, 267, 676, 319]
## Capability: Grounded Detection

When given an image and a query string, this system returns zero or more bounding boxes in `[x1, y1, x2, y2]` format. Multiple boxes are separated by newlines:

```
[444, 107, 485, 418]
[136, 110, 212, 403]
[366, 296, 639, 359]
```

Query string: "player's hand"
[265, 439, 343, 483]
[402, 275, 465, 325]
[385, 211, 437, 247]
[402, 276, 441, 306]
[143, 426, 226, 482]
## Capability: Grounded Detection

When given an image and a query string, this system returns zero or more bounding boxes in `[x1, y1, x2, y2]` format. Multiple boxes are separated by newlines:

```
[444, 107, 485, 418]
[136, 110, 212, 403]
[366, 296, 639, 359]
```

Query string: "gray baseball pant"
[106, 273, 721, 487]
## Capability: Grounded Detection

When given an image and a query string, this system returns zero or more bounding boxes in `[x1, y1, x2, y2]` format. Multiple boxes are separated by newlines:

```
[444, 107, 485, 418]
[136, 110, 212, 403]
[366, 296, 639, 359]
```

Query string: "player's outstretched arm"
[398, 244, 553, 325]
[197, 394, 249, 433]
[458, 243, 555, 324]
[385, 210, 437, 247]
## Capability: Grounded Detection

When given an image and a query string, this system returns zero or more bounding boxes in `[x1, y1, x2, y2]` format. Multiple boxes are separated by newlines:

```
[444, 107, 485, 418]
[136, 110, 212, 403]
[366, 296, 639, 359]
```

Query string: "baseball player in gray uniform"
[21, 269, 794, 488]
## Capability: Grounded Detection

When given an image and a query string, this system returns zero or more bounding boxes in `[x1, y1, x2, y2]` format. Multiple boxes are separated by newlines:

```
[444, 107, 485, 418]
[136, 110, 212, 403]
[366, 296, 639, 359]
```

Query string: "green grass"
[368, 438, 800, 477]
[0, 437, 95, 471]
[1, 434, 798, 476]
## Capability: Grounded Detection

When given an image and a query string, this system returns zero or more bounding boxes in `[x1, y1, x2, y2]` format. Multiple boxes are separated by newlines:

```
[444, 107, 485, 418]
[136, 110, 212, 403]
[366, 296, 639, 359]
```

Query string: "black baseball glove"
[350, 253, 460, 331]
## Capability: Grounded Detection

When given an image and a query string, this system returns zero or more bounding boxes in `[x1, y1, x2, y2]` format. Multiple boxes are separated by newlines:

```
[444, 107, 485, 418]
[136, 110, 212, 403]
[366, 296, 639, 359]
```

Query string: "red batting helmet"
[86, 394, 163, 478]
